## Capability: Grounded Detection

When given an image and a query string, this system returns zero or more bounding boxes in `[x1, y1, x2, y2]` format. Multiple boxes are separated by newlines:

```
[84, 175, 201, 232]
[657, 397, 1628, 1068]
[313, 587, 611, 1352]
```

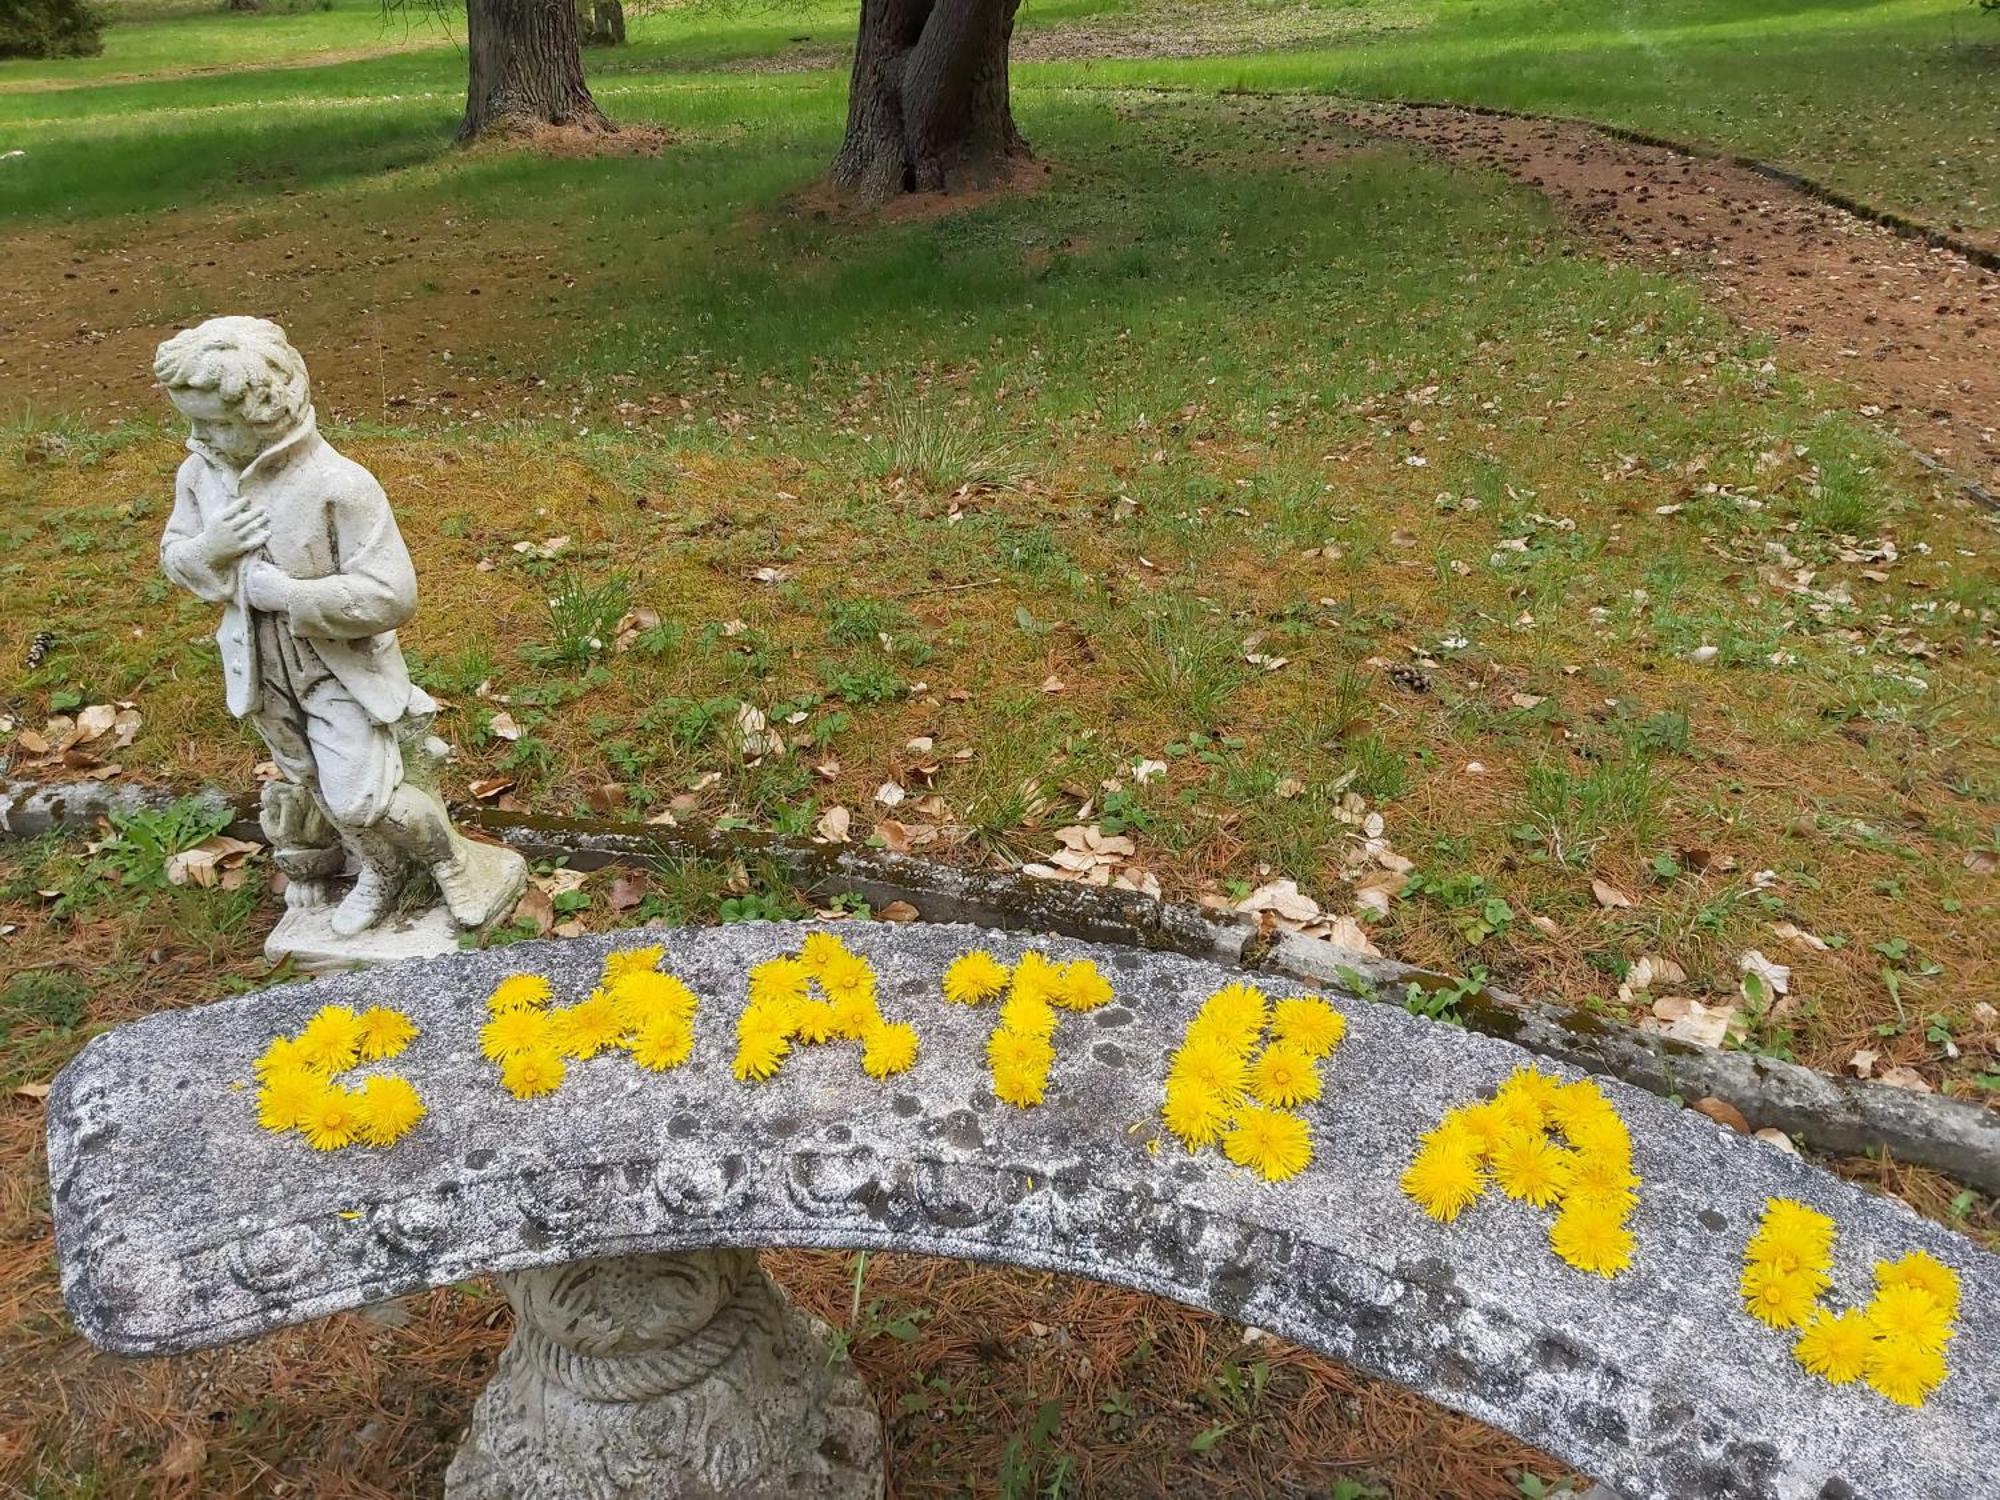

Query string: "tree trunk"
[459, 0, 612, 142]
[576, 0, 624, 47]
[831, 0, 1028, 200]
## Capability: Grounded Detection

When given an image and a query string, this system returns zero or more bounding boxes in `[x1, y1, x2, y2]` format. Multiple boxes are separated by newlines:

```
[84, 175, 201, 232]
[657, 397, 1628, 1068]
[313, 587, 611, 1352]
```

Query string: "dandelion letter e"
[1401, 1067, 1638, 1277]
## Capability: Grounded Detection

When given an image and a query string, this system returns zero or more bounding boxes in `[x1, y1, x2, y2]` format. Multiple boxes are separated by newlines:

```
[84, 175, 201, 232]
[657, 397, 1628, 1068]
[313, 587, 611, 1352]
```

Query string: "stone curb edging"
[8, 775, 1995, 1195]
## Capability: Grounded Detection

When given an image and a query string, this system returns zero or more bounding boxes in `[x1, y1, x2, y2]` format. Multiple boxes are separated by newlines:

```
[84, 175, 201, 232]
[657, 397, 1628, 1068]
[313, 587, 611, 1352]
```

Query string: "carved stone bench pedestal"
[447, 1249, 883, 1500]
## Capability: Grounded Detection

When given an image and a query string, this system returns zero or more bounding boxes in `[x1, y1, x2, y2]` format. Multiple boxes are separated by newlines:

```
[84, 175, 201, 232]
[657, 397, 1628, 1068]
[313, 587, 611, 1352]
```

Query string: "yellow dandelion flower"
[1563, 1150, 1640, 1211]
[256, 1068, 320, 1132]
[1792, 1308, 1874, 1385]
[1204, 981, 1270, 1033]
[987, 1027, 1055, 1076]
[603, 945, 666, 982]
[1185, 1009, 1264, 1057]
[1010, 950, 1063, 1006]
[799, 930, 848, 974]
[481, 1005, 555, 1063]
[793, 999, 840, 1046]
[355, 1076, 426, 1146]
[738, 996, 797, 1043]
[747, 957, 811, 1009]
[1452, 1100, 1509, 1159]
[1249, 1043, 1322, 1108]
[487, 973, 552, 1015]
[1052, 960, 1113, 1012]
[1758, 1198, 1835, 1254]
[1223, 1106, 1313, 1182]
[1161, 1079, 1230, 1149]
[1401, 1140, 1486, 1223]
[501, 1047, 566, 1099]
[733, 1031, 790, 1083]
[1548, 1200, 1634, 1278]
[998, 990, 1059, 1039]
[1562, 1110, 1632, 1165]
[1167, 1036, 1248, 1100]
[355, 1006, 418, 1062]
[1740, 1262, 1821, 1330]
[254, 1034, 308, 1080]
[1875, 1251, 1959, 1320]
[608, 971, 698, 1032]
[943, 950, 1011, 1004]
[830, 991, 881, 1041]
[861, 1021, 920, 1078]
[1865, 1339, 1947, 1408]
[553, 993, 623, 1060]
[1491, 1130, 1574, 1210]
[1269, 996, 1345, 1058]
[1420, 1113, 1482, 1158]
[819, 949, 877, 1007]
[1490, 1086, 1547, 1138]
[992, 1057, 1048, 1108]
[296, 1005, 364, 1074]
[299, 1084, 362, 1150]
[1548, 1079, 1619, 1138]
[1497, 1065, 1564, 1113]
[1866, 1284, 1953, 1354]
[629, 1014, 695, 1072]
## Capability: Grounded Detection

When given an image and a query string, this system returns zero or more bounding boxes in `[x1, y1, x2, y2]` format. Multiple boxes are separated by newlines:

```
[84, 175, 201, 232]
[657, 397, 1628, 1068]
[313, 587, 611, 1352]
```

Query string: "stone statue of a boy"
[155, 316, 524, 959]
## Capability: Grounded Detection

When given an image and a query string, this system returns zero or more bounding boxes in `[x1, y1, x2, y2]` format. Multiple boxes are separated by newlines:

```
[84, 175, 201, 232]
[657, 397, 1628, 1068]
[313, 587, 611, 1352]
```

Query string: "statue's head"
[154, 316, 311, 465]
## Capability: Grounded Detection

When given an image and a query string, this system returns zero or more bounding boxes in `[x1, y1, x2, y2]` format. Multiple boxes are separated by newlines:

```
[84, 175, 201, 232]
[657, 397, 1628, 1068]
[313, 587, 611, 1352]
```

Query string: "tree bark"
[831, 0, 1028, 200]
[459, 0, 612, 142]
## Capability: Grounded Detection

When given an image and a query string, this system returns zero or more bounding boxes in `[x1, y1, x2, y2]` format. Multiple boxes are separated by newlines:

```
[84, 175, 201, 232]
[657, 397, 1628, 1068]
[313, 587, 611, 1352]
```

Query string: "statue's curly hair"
[153, 316, 310, 429]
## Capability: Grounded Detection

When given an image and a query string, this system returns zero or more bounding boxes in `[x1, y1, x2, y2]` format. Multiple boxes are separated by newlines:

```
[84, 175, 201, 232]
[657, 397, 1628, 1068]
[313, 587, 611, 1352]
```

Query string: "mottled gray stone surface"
[48, 922, 2000, 1499]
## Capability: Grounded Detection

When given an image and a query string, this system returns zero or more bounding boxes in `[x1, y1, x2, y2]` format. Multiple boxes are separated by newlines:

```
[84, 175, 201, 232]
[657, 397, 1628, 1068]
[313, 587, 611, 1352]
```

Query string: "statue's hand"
[197, 496, 270, 566]
[241, 559, 296, 613]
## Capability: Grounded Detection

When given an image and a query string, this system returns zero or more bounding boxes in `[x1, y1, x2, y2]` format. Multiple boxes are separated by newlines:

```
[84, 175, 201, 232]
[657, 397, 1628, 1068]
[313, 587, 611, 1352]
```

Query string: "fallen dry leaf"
[1769, 921, 1829, 953]
[1591, 878, 1634, 909]
[1236, 878, 1320, 925]
[469, 776, 516, 801]
[74, 703, 117, 741]
[1650, 995, 1736, 1049]
[1737, 948, 1791, 996]
[1847, 1047, 1879, 1079]
[1753, 1128, 1799, 1156]
[1875, 1065, 1933, 1094]
[488, 710, 522, 742]
[874, 781, 906, 809]
[875, 819, 912, 854]
[12, 1081, 51, 1102]
[815, 805, 852, 844]
[512, 886, 555, 936]
[607, 874, 645, 913]
[878, 901, 920, 924]
[1690, 1096, 1751, 1133]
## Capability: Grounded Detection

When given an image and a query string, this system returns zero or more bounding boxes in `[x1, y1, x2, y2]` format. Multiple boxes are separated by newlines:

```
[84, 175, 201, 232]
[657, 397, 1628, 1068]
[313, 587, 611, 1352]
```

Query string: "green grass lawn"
[4, 0, 1993, 234]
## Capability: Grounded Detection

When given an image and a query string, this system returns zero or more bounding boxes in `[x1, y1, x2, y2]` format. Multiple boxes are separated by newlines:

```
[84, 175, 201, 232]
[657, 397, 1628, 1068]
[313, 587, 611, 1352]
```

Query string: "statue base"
[265, 904, 463, 974]
[445, 1250, 885, 1500]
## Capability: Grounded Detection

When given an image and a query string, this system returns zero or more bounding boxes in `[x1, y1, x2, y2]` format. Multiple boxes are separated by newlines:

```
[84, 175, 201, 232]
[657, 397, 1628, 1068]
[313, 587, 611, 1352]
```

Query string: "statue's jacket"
[160, 409, 424, 727]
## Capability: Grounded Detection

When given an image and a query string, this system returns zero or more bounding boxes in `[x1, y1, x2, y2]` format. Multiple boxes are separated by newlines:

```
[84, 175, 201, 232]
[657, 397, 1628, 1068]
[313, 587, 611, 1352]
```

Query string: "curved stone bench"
[48, 922, 1998, 1498]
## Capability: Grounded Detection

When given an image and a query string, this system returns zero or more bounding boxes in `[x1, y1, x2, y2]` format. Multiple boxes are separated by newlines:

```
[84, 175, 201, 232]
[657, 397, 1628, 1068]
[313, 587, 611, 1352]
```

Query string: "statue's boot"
[374, 782, 528, 932]
[433, 831, 529, 929]
[331, 832, 405, 936]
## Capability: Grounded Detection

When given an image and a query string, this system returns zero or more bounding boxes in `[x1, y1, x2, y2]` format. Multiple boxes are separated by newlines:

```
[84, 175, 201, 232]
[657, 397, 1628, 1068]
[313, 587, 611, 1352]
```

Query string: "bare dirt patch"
[778, 155, 1052, 228]
[0, 201, 590, 426]
[1313, 101, 2000, 495]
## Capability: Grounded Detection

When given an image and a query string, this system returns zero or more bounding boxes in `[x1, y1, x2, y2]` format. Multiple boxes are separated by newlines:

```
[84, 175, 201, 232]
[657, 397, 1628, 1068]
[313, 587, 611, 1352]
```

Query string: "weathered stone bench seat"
[50, 923, 1998, 1499]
